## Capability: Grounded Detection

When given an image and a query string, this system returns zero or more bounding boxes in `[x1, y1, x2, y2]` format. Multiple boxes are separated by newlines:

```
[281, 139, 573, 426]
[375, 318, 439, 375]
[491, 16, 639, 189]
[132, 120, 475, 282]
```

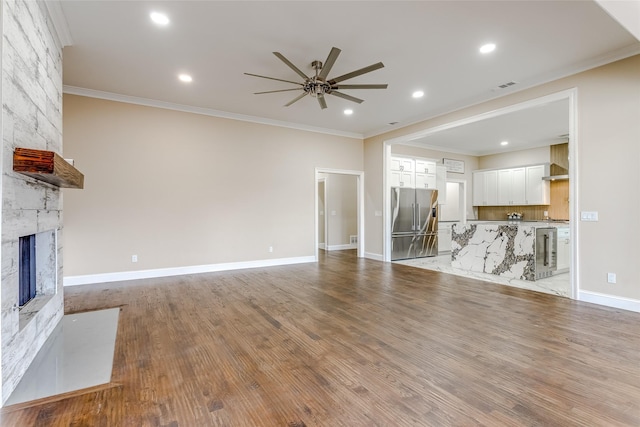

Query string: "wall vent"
[495, 81, 518, 90]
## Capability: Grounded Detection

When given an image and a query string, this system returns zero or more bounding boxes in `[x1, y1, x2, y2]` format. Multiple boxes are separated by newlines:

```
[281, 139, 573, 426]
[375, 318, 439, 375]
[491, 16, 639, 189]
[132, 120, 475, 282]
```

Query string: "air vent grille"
[496, 81, 518, 89]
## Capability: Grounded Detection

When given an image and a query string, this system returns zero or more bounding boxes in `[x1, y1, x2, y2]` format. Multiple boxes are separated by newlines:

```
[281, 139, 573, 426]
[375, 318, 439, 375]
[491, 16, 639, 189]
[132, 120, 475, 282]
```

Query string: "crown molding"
[44, 1, 73, 47]
[63, 86, 363, 140]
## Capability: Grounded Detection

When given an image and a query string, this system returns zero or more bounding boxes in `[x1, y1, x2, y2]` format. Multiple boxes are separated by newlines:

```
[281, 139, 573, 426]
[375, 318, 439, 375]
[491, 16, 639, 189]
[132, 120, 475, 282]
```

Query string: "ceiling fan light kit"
[245, 47, 388, 110]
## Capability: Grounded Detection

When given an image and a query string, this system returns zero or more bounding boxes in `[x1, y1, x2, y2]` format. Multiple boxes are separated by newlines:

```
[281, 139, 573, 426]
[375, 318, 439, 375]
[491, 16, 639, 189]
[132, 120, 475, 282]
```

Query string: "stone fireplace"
[1, 0, 67, 404]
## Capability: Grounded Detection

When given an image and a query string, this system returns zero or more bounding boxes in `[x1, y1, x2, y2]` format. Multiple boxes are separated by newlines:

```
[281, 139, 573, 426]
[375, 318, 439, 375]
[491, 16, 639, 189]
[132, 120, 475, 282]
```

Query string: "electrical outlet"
[607, 272, 616, 284]
[268, 246, 273, 253]
[132, 254, 138, 263]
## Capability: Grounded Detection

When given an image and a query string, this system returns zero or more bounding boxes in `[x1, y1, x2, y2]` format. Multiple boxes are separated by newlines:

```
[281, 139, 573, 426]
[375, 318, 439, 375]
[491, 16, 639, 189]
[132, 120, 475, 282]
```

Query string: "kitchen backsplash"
[477, 180, 569, 221]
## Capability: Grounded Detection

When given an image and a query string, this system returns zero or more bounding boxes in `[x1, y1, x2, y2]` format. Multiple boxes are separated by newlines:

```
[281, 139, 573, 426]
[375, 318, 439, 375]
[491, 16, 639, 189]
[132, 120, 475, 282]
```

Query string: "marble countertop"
[465, 220, 569, 228]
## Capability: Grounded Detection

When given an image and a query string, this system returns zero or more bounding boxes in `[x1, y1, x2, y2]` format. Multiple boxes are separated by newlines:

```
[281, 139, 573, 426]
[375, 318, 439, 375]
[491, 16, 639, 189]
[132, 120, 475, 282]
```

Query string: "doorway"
[315, 168, 364, 260]
[438, 179, 467, 254]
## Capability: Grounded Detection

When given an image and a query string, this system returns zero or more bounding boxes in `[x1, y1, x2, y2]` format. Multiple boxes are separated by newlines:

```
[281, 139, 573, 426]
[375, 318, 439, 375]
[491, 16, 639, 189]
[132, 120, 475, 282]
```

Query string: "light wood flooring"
[2, 250, 639, 426]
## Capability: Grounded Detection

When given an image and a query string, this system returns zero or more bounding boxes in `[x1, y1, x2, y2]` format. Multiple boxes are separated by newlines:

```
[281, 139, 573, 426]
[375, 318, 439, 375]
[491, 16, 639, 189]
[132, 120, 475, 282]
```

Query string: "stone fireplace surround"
[1, 0, 66, 405]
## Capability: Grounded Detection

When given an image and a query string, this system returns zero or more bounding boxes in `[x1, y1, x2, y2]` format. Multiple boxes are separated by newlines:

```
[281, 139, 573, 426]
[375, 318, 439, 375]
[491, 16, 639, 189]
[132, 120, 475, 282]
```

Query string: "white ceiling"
[59, 1, 640, 150]
[403, 98, 570, 156]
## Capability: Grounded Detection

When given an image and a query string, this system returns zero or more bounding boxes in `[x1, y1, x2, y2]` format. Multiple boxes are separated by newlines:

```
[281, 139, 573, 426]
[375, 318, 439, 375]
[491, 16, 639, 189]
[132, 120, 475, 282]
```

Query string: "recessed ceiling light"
[178, 74, 192, 83]
[500, 141, 509, 146]
[344, 109, 353, 115]
[150, 12, 170, 26]
[412, 90, 424, 98]
[480, 43, 496, 54]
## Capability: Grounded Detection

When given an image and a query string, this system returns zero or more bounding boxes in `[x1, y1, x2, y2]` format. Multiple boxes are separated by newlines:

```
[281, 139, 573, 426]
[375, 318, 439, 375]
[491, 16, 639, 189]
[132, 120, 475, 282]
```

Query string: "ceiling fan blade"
[330, 91, 364, 104]
[318, 47, 341, 80]
[329, 62, 385, 84]
[254, 88, 304, 95]
[244, 73, 303, 86]
[273, 52, 309, 81]
[317, 94, 327, 109]
[331, 84, 388, 90]
[285, 92, 308, 107]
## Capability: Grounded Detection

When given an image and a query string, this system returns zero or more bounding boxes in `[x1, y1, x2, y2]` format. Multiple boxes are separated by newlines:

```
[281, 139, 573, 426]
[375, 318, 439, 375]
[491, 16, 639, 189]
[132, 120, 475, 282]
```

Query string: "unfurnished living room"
[1, 1, 639, 426]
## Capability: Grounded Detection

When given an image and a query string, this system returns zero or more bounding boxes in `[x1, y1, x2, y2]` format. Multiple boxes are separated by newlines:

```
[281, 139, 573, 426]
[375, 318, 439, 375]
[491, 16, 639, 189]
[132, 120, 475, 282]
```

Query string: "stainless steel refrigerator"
[391, 188, 438, 261]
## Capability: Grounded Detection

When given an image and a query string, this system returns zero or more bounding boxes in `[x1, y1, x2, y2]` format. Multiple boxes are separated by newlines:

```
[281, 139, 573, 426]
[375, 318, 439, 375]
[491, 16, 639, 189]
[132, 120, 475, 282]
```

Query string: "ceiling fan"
[245, 47, 387, 110]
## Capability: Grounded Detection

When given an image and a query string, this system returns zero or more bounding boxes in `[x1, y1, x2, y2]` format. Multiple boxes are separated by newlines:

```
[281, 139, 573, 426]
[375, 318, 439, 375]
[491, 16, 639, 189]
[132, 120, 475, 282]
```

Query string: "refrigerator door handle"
[411, 203, 415, 231]
[416, 204, 420, 231]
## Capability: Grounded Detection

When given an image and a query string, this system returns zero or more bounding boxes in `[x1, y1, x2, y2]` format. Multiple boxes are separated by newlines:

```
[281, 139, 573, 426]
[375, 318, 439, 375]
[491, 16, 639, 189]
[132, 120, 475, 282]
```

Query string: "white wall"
[478, 146, 550, 170]
[63, 95, 363, 278]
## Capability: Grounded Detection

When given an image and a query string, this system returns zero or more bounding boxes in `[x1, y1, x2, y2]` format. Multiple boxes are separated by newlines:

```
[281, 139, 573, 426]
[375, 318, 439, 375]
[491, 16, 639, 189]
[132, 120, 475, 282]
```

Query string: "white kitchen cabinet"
[391, 157, 414, 173]
[436, 165, 447, 204]
[473, 170, 498, 206]
[497, 167, 526, 205]
[556, 227, 570, 271]
[414, 159, 437, 189]
[415, 172, 436, 189]
[390, 157, 415, 188]
[389, 170, 414, 188]
[473, 164, 550, 206]
[525, 164, 550, 205]
[415, 159, 437, 175]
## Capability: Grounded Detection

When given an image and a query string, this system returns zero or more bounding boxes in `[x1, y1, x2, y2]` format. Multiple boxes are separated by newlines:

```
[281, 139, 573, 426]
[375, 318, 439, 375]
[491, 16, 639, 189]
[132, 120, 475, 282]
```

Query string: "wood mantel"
[13, 148, 84, 189]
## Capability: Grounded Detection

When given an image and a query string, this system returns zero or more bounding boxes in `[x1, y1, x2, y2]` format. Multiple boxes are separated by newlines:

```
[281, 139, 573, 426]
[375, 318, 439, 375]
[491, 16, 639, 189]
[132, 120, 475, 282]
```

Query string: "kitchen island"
[451, 221, 561, 281]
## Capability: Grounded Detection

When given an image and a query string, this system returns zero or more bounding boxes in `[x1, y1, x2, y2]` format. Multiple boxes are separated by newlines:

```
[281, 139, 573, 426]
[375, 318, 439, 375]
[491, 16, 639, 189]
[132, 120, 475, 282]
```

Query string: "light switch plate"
[580, 211, 598, 221]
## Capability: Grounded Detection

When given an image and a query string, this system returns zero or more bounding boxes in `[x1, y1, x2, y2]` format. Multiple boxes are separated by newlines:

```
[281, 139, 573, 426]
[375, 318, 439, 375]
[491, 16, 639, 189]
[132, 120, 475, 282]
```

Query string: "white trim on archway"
[382, 88, 578, 300]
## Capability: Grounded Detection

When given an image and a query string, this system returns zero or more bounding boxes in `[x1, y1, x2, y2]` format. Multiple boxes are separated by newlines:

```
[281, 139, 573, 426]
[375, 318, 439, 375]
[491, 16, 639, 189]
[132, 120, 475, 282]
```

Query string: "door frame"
[443, 178, 468, 223]
[315, 168, 365, 260]
[316, 177, 327, 250]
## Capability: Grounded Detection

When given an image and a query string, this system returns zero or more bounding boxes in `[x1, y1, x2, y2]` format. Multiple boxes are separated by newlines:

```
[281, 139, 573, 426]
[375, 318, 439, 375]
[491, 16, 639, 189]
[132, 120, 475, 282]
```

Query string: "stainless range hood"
[542, 163, 569, 181]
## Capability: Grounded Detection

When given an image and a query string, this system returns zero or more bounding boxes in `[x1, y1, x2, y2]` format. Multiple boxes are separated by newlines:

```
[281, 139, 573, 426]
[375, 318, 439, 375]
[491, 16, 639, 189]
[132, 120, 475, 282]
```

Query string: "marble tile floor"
[396, 253, 571, 297]
[5, 307, 119, 406]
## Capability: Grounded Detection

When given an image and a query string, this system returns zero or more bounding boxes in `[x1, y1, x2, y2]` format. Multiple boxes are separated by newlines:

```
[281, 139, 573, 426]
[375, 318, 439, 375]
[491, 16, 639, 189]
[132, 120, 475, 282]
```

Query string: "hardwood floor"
[2, 250, 639, 426]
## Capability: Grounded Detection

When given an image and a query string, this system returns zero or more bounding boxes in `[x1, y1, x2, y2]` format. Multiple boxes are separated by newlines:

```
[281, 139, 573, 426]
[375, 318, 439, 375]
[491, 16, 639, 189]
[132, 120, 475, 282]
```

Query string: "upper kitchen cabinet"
[473, 164, 549, 206]
[390, 157, 414, 188]
[525, 164, 550, 205]
[473, 170, 498, 206]
[390, 156, 446, 195]
[415, 159, 437, 190]
[497, 167, 526, 205]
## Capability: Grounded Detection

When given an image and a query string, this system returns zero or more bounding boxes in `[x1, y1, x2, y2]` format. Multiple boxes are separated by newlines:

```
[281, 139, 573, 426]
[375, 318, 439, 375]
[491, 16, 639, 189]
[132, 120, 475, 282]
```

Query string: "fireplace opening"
[17, 230, 58, 323]
[19, 235, 37, 307]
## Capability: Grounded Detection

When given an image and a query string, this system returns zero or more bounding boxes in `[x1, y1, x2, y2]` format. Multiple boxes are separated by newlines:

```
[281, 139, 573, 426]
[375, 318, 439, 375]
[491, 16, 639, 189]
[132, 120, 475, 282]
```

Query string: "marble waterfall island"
[451, 223, 537, 281]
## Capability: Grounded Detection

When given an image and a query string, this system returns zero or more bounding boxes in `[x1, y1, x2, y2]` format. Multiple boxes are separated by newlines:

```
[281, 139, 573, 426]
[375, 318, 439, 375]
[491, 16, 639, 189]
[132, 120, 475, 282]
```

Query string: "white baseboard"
[364, 252, 384, 261]
[63, 256, 316, 287]
[326, 244, 357, 251]
[578, 290, 640, 313]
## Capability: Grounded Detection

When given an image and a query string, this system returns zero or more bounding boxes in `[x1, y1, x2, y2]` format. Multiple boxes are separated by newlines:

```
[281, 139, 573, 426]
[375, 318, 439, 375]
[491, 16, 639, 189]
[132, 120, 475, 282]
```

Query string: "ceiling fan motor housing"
[304, 77, 332, 98]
